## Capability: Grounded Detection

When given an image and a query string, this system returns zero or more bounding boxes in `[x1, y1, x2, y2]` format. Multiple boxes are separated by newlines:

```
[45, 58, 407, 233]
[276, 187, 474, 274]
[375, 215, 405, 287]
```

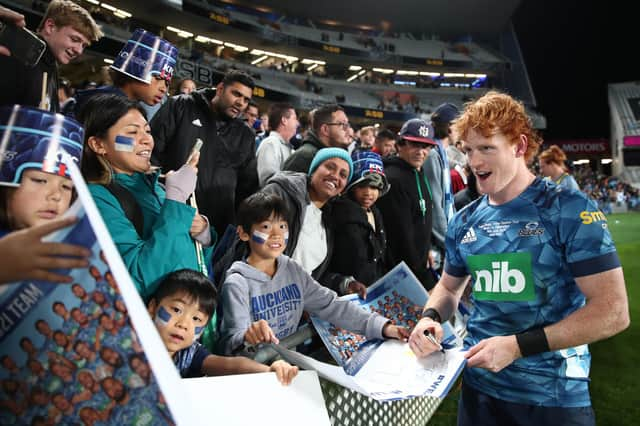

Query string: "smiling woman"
[78, 94, 216, 301]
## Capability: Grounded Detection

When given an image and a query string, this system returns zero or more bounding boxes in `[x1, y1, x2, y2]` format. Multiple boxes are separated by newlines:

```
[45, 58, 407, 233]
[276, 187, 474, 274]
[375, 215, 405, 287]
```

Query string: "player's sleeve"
[443, 214, 468, 277]
[559, 193, 620, 278]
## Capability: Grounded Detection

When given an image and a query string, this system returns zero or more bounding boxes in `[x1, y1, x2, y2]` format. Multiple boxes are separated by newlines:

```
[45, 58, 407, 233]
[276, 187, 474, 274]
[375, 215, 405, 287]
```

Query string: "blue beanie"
[308, 147, 353, 182]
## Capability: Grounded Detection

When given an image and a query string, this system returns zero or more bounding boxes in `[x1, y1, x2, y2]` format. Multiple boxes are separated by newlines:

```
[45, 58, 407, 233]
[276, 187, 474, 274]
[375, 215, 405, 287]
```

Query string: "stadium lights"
[601, 158, 613, 164]
[195, 35, 223, 45]
[307, 64, 319, 71]
[223, 42, 249, 52]
[349, 65, 362, 71]
[572, 159, 590, 165]
[166, 26, 193, 38]
[302, 59, 326, 65]
[100, 3, 116, 11]
[444, 72, 465, 77]
[419, 72, 440, 77]
[373, 67, 394, 74]
[251, 55, 269, 65]
[250, 49, 298, 62]
[86, 0, 99, 4]
[103, 58, 114, 64]
[346, 69, 366, 82]
[465, 73, 487, 78]
[113, 10, 131, 18]
[396, 70, 419, 76]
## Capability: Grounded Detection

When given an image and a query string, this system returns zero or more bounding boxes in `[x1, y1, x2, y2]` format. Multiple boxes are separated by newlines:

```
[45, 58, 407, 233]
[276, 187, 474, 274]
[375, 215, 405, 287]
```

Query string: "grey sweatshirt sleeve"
[301, 272, 389, 340]
[219, 275, 251, 355]
[424, 151, 446, 249]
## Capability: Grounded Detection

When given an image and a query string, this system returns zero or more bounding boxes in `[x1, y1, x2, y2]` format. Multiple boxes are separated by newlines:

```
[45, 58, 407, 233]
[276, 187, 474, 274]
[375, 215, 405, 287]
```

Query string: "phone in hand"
[0, 20, 46, 67]
[185, 138, 203, 165]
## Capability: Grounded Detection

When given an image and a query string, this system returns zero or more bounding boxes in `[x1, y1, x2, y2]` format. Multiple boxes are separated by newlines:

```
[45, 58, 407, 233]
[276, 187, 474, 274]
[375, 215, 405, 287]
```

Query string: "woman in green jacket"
[79, 94, 215, 301]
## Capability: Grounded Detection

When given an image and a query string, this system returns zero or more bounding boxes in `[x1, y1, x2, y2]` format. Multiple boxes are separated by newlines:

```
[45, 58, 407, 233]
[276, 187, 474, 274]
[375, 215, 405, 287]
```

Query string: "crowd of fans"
[0, 2, 634, 425]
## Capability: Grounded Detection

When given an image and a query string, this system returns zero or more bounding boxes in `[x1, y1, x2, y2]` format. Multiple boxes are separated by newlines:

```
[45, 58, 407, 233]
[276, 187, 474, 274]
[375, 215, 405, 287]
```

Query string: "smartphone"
[185, 138, 203, 165]
[0, 20, 46, 67]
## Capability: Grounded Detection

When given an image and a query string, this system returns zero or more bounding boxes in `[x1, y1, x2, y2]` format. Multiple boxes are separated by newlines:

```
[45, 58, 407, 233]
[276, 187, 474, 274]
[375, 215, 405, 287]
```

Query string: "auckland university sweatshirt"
[219, 254, 389, 355]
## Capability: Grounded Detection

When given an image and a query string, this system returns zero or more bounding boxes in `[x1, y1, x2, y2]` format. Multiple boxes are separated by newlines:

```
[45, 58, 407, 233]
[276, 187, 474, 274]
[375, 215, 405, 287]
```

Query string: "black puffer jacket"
[150, 88, 258, 236]
[327, 196, 391, 286]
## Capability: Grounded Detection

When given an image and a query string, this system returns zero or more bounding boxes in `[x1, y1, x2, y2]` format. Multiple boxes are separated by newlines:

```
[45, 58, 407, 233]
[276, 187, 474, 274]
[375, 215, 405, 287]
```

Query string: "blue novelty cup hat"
[431, 103, 460, 124]
[346, 151, 390, 195]
[111, 29, 178, 84]
[398, 118, 437, 145]
[0, 105, 84, 187]
[308, 147, 353, 182]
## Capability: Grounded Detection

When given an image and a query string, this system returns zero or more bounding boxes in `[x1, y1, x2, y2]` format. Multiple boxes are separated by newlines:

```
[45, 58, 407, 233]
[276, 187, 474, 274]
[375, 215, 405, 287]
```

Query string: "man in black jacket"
[377, 119, 438, 290]
[0, 0, 102, 112]
[151, 71, 258, 236]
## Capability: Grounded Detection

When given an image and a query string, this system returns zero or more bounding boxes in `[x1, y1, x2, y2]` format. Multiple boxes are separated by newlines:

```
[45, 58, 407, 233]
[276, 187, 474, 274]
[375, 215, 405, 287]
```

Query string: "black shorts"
[457, 382, 595, 426]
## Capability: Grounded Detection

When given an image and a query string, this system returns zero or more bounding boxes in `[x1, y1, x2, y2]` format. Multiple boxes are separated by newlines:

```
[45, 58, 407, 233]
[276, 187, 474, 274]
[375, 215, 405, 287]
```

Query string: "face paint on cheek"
[284, 231, 289, 246]
[114, 135, 135, 152]
[251, 230, 269, 244]
[154, 306, 172, 329]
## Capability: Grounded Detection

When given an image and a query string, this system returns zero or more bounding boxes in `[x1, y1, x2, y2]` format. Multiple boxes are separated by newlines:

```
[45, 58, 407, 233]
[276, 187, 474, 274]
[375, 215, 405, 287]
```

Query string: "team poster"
[311, 262, 461, 375]
[0, 159, 193, 425]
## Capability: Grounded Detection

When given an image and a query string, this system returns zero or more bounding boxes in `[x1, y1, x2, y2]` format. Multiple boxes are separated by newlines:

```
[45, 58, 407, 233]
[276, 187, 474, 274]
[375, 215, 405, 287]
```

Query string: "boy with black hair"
[148, 269, 298, 383]
[219, 192, 408, 356]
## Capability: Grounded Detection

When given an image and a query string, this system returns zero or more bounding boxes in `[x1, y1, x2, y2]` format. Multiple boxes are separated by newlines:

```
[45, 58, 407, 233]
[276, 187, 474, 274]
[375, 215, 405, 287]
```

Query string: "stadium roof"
[230, 0, 523, 36]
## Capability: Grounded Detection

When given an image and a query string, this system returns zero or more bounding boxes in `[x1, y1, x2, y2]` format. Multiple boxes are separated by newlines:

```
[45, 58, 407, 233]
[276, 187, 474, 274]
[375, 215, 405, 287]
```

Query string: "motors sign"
[546, 139, 609, 155]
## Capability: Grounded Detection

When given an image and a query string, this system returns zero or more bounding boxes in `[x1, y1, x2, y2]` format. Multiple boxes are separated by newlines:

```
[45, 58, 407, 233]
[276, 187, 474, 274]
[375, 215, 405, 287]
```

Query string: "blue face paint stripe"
[251, 230, 269, 244]
[194, 326, 204, 335]
[114, 135, 135, 152]
[157, 306, 171, 323]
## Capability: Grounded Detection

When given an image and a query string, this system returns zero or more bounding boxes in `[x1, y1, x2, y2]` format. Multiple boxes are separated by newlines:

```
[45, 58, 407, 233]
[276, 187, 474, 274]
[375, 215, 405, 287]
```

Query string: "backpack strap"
[102, 182, 144, 237]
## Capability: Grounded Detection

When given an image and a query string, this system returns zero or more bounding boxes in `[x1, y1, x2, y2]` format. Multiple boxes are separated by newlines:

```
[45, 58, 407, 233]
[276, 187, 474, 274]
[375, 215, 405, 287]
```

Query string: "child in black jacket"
[328, 151, 393, 290]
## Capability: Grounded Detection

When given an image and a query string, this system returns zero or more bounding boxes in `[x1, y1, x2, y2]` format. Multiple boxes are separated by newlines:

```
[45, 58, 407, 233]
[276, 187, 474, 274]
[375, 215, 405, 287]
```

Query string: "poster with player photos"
[311, 262, 461, 375]
[0, 158, 194, 425]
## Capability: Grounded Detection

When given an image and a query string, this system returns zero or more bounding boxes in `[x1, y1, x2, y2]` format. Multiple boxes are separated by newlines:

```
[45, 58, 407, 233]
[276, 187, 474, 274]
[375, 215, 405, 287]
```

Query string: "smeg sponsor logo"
[579, 210, 607, 225]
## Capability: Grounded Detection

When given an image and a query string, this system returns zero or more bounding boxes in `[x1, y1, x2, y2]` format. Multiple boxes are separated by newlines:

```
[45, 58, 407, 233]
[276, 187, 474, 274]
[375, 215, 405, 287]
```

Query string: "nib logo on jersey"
[467, 252, 536, 301]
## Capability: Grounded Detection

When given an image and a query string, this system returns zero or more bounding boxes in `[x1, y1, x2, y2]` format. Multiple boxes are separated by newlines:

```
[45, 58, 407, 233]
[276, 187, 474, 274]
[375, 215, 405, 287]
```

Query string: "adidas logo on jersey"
[461, 227, 477, 244]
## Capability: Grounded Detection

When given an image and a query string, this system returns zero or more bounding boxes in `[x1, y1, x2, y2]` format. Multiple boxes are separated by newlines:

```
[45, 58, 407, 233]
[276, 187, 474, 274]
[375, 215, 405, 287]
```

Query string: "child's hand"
[382, 323, 410, 341]
[0, 217, 90, 284]
[269, 360, 298, 386]
[347, 280, 367, 299]
[244, 320, 279, 346]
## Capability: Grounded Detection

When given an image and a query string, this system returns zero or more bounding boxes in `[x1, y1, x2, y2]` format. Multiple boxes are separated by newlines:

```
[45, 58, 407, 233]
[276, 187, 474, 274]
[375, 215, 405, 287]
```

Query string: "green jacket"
[89, 171, 215, 301]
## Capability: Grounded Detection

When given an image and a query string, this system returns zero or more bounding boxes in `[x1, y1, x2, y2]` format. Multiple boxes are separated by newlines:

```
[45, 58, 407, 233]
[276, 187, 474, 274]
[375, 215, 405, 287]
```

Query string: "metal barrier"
[254, 325, 443, 426]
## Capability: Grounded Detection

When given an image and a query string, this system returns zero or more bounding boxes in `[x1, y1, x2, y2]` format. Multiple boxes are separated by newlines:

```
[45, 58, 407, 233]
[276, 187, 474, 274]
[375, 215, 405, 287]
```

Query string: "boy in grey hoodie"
[219, 192, 408, 356]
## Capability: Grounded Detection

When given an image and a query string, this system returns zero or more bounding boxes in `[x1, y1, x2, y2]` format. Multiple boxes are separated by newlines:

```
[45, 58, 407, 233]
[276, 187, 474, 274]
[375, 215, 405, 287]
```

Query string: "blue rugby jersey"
[444, 178, 619, 407]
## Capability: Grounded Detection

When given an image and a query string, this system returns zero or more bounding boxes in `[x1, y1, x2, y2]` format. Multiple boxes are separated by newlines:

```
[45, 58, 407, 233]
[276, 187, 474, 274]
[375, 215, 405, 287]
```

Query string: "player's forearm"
[202, 354, 269, 376]
[423, 273, 467, 322]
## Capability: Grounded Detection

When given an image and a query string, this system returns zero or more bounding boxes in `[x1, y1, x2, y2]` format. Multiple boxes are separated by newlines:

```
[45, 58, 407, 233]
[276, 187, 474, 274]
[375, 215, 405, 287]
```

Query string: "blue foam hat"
[110, 28, 178, 84]
[346, 151, 390, 196]
[0, 105, 84, 187]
